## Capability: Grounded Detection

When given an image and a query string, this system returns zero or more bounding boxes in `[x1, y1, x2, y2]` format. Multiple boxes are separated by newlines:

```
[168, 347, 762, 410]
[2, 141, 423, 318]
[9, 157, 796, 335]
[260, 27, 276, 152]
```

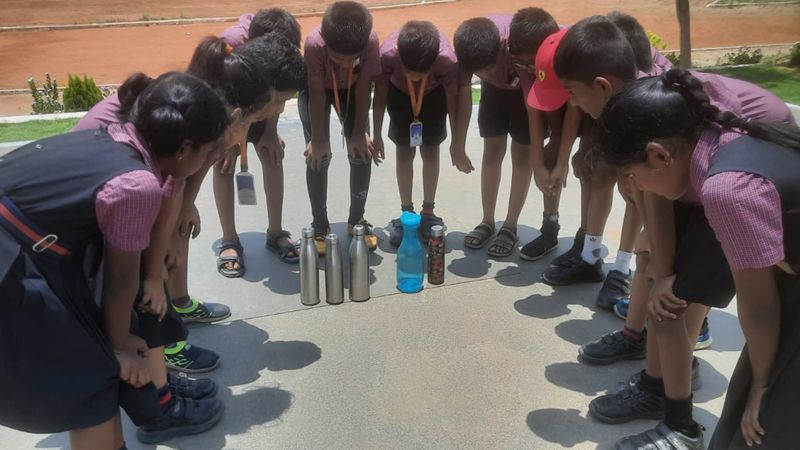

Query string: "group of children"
[0, 1, 797, 449]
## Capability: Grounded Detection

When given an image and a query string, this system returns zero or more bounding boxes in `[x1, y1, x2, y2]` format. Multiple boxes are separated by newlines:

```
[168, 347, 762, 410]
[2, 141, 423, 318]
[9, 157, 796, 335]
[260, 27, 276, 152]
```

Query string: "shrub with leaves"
[789, 43, 800, 68]
[665, 52, 681, 66]
[28, 73, 64, 114]
[63, 74, 105, 112]
[720, 47, 763, 66]
[646, 31, 668, 51]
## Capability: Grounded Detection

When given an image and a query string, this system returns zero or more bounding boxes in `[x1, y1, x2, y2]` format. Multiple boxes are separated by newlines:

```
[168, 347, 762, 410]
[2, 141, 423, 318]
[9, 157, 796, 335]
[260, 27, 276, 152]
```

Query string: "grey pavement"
[0, 107, 744, 449]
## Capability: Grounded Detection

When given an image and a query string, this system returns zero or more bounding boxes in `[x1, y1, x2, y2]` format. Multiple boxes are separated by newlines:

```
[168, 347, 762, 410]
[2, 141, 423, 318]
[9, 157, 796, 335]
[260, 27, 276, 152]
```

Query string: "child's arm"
[372, 82, 388, 163]
[306, 81, 332, 171]
[347, 73, 378, 164]
[549, 104, 582, 191]
[139, 191, 183, 320]
[449, 82, 474, 173]
[641, 192, 683, 319]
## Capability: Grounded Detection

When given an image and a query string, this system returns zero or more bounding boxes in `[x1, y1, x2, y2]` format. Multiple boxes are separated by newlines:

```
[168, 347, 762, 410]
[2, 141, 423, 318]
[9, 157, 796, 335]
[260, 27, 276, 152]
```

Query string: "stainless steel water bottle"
[300, 227, 320, 306]
[325, 234, 344, 305]
[349, 224, 370, 302]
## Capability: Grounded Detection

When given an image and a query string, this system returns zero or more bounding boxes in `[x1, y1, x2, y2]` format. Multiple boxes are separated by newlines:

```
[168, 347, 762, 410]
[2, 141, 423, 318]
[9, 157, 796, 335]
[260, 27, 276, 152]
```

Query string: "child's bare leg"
[212, 169, 239, 269]
[503, 141, 533, 230]
[396, 145, 415, 208]
[420, 145, 440, 207]
[480, 136, 508, 225]
[70, 416, 116, 450]
[148, 346, 168, 390]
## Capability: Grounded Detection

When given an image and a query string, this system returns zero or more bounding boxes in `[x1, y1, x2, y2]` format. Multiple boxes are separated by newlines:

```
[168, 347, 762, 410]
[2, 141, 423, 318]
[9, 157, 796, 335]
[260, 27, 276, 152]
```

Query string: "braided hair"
[595, 68, 800, 167]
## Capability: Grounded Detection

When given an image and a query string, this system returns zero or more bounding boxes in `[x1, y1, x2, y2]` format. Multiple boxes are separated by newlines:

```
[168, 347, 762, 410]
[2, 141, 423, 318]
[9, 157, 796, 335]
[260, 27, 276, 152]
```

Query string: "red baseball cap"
[527, 27, 569, 111]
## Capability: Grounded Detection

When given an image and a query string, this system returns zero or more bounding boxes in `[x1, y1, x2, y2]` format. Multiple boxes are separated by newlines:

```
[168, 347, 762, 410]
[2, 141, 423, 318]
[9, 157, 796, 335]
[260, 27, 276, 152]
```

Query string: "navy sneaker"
[614, 298, 630, 320]
[597, 270, 632, 310]
[520, 220, 560, 261]
[694, 317, 713, 351]
[168, 372, 218, 400]
[136, 396, 225, 444]
[551, 229, 584, 267]
[620, 358, 702, 392]
[164, 342, 221, 374]
[589, 384, 665, 424]
[579, 328, 646, 365]
[389, 218, 404, 247]
[542, 255, 604, 286]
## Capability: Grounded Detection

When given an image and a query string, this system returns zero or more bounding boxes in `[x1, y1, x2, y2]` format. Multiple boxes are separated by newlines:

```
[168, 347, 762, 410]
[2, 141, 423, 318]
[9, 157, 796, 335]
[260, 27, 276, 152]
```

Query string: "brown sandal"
[487, 227, 518, 257]
[464, 221, 495, 249]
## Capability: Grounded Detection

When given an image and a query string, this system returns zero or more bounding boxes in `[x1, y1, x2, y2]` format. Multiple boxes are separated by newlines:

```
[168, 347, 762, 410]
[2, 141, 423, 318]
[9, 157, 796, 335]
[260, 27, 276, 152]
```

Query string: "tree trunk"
[676, 0, 692, 68]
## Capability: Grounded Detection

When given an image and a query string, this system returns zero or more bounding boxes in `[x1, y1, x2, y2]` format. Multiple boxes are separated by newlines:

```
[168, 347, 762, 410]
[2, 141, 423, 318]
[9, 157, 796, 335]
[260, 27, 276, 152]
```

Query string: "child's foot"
[589, 384, 665, 424]
[694, 318, 713, 351]
[520, 220, 560, 261]
[613, 422, 703, 450]
[168, 372, 218, 400]
[542, 255, 604, 285]
[389, 218, 404, 247]
[164, 342, 221, 374]
[551, 228, 585, 267]
[579, 329, 646, 365]
[348, 218, 378, 251]
[620, 358, 702, 392]
[597, 269, 632, 310]
[173, 297, 231, 324]
[614, 298, 630, 320]
[487, 227, 518, 258]
[464, 221, 495, 249]
[266, 230, 300, 264]
[216, 240, 245, 278]
[313, 225, 331, 256]
[136, 396, 225, 444]
[420, 213, 444, 243]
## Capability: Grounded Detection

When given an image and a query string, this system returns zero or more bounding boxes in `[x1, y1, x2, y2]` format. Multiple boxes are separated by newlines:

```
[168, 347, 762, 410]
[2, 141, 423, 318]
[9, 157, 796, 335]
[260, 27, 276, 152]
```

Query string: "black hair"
[454, 18, 501, 72]
[251, 32, 308, 92]
[118, 72, 229, 158]
[249, 8, 302, 48]
[508, 7, 559, 56]
[607, 11, 653, 74]
[553, 15, 637, 84]
[397, 21, 441, 73]
[187, 36, 274, 114]
[596, 68, 800, 168]
[321, 1, 373, 55]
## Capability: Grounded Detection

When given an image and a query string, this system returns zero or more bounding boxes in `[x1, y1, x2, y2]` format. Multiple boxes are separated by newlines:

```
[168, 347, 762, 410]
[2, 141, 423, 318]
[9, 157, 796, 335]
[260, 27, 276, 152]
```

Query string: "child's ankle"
[401, 203, 415, 213]
[421, 201, 435, 216]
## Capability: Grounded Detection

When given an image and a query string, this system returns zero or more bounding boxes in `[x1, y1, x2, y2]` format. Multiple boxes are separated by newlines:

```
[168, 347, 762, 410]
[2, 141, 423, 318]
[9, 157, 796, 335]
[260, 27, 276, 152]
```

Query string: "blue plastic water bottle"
[396, 211, 424, 293]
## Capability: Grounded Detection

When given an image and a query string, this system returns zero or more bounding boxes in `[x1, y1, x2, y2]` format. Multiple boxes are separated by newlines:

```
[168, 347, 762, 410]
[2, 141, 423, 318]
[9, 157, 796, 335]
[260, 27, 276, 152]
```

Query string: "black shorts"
[298, 87, 364, 145]
[477, 82, 530, 145]
[132, 284, 189, 349]
[387, 83, 448, 147]
[673, 202, 736, 308]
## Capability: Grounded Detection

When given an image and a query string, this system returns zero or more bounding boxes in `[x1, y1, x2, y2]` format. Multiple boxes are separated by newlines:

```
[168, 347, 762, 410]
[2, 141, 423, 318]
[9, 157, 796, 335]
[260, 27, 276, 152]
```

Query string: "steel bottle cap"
[352, 224, 365, 236]
[325, 234, 338, 244]
[302, 227, 315, 239]
[430, 225, 444, 238]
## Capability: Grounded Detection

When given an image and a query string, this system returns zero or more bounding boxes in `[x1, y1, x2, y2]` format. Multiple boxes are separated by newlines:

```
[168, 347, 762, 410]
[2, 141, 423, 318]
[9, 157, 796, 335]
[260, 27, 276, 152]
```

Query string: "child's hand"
[372, 136, 385, 166]
[216, 143, 241, 175]
[533, 165, 550, 194]
[741, 384, 767, 446]
[178, 204, 201, 239]
[648, 274, 687, 321]
[347, 132, 374, 161]
[139, 278, 168, 321]
[450, 146, 474, 174]
[114, 346, 150, 388]
[258, 133, 286, 167]
[547, 163, 569, 195]
[305, 141, 331, 171]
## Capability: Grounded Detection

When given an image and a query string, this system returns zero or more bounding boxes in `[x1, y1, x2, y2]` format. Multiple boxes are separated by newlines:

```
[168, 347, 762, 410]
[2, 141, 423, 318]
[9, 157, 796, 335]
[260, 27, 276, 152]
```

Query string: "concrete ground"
[0, 107, 745, 449]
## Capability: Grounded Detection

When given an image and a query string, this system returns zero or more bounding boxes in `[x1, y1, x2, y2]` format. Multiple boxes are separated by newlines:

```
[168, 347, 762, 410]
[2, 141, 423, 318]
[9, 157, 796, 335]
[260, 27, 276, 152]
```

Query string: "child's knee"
[419, 146, 439, 163]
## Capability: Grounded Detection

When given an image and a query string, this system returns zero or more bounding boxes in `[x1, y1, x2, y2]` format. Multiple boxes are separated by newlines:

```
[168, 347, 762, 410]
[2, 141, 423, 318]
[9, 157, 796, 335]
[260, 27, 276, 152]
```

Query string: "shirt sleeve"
[304, 36, 326, 86]
[95, 170, 163, 252]
[361, 33, 382, 81]
[439, 55, 460, 97]
[375, 51, 392, 87]
[702, 172, 785, 270]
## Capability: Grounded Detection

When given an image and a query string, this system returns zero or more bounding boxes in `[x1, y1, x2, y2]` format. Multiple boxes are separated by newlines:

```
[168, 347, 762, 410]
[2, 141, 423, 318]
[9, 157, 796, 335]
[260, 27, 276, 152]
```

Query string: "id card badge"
[409, 121, 423, 147]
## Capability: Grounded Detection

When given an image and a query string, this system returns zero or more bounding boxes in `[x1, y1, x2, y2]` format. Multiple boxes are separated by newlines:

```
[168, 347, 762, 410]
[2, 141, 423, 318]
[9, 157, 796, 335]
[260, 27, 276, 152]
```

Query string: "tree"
[676, 0, 692, 68]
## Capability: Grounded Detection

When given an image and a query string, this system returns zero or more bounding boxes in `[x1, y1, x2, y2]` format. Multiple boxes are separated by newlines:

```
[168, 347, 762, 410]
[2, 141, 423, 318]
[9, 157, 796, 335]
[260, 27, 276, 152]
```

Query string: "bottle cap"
[302, 227, 315, 239]
[430, 225, 444, 238]
[352, 224, 365, 236]
[325, 233, 339, 244]
[400, 211, 421, 227]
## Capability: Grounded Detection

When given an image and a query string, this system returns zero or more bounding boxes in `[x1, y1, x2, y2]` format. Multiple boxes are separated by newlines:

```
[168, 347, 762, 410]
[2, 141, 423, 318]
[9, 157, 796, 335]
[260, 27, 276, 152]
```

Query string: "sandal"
[464, 221, 495, 249]
[217, 240, 245, 278]
[487, 227, 518, 257]
[266, 230, 299, 264]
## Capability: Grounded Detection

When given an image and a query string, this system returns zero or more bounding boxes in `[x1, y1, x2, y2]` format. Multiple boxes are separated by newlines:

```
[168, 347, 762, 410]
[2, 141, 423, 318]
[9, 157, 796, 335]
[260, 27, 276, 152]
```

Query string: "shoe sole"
[136, 402, 226, 444]
[182, 311, 232, 324]
[519, 244, 559, 261]
[166, 359, 221, 374]
[694, 337, 713, 351]
[596, 298, 621, 311]
[614, 306, 628, 320]
[578, 348, 647, 365]
[589, 402, 664, 424]
[541, 273, 605, 286]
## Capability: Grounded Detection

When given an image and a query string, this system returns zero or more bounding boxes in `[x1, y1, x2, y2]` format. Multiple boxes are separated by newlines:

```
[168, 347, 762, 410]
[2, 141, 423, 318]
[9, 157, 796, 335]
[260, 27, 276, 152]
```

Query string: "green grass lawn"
[700, 64, 800, 104]
[0, 118, 80, 143]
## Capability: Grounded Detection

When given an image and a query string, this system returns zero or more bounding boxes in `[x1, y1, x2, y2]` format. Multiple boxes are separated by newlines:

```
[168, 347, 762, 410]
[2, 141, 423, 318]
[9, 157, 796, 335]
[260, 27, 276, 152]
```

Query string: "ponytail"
[117, 72, 154, 121]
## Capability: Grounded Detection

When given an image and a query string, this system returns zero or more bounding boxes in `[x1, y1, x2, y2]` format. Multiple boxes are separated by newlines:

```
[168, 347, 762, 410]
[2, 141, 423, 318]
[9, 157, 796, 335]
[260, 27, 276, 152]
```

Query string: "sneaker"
[348, 218, 378, 251]
[174, 298, 231, 324]
[164, 342, 220, 374]
[597, 270, 632, 310]
[614, 298, 630, 320]
[551, 229, 584, 267]
[694, 317, 713, 351]
[620, 358, 702, 392]
[589, 384, 665, 424]
[579, 329, 646, 365]
[168, 372, 218, 400]
[389, 218, 403, 247]
[614, 421, 704, 450]
[136, 396, 225, 444]
[542, 255, 604, 286]
[420, 213, 444, 243]
[520, 221, 560, 261]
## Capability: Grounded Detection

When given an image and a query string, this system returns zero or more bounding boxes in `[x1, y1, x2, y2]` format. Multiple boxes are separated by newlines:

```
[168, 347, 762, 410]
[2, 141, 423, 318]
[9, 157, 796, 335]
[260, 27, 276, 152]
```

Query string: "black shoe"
[136, 396, 225, 444]
[589, 384, 665, 424]
[551, 229, 584, 267]
[620, 358, 702, 392]
[520, 221, 560, 261]
[579, 329, 646, 365]
[164, 342, 221, 374]
[389, 218, 403, 247]
[542, 255, 604, 286]
[614, 421, 704, 450]
[597, 269, 632, 310]
[168, 372, 218, 400]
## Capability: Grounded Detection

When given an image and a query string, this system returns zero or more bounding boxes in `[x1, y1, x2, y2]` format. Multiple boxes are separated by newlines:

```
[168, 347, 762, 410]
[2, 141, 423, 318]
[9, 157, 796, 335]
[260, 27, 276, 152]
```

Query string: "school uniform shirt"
[376, 31, 463, 97]
[221, 13, 253, 48]
[304, 26, 381, 91]
[472, 14, 533, 95]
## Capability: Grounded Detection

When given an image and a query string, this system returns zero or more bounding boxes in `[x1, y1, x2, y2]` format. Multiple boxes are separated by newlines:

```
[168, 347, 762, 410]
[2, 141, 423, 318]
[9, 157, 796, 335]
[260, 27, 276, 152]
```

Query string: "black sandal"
[217, 240, 245, 278]
[266, 230, 299, 264]
[464, 221, 495, 249]
[487, 227, 518, 257]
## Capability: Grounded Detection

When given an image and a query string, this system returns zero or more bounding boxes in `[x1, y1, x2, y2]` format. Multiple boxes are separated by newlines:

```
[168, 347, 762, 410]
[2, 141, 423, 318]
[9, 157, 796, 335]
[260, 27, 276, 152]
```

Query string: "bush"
[789, 43, 800, 67]
[646, 31, 668, 51]
[666, 52, 681, 66]
[63, 74, 105, 112]
[28, 73, 63, 115]
[719, 47, 763, 66]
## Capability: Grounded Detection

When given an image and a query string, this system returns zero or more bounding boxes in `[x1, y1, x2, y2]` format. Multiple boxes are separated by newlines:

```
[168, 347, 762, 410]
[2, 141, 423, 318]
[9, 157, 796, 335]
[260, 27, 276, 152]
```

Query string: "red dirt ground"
[1, 0, 798, 114]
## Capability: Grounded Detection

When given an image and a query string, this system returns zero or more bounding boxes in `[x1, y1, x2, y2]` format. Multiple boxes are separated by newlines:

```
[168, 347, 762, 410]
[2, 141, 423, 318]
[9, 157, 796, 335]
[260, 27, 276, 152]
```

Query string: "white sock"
[581, 234, 603, 264]
[613, 250, 633, 274]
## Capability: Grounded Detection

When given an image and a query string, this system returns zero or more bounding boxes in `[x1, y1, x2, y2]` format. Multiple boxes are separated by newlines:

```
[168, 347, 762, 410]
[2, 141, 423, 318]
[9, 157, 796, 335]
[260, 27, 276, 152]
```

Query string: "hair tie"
[225, 44, 234, 55]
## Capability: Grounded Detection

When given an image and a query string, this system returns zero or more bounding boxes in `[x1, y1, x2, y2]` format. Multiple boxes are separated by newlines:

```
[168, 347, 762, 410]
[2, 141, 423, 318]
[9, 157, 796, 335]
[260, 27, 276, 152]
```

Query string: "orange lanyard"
[405, 74, 428, 121]
[331, 62, 354, 122]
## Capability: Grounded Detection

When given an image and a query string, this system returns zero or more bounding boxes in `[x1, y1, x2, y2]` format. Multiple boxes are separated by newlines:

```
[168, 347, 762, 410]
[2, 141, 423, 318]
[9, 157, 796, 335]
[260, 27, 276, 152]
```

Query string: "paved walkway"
[0, 109, 745, 449]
